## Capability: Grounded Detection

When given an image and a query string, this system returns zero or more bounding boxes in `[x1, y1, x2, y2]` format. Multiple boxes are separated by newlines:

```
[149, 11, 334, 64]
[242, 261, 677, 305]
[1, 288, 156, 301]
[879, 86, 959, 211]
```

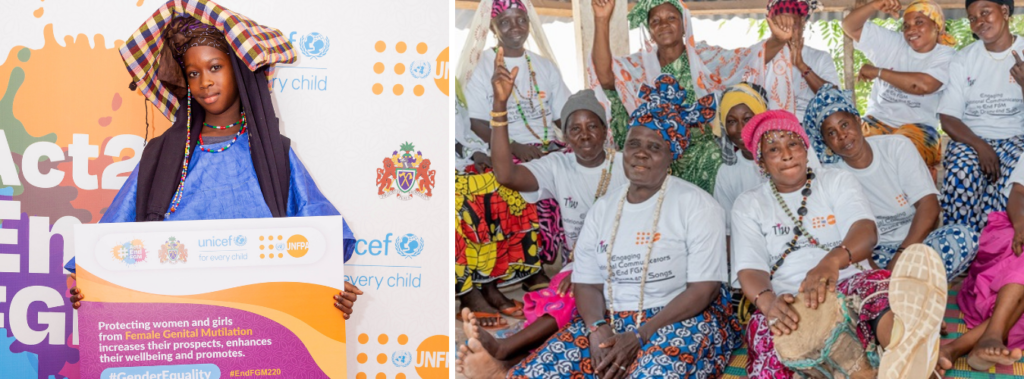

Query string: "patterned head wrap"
[157, 16, 233, 100]
[742, 110, 811, 164]
[767, 0, 823, 19]
[628, 74, 717, 160]
[802, 83, 859, 164]
[628, 0, 687, 30]
[716, 83, 769, 165]
[120, 0, 296, 120]
[905, 0, 957, 46]
[492, 0, 526, 17]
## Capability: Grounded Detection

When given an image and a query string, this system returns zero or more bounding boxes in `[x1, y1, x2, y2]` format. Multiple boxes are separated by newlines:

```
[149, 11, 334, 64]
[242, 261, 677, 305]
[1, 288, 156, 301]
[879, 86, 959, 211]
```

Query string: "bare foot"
[935, 345, 955, 376]
[461, 308, 507, 359]
[460, 338, 508, 379]
[968, 337, 1023, 370]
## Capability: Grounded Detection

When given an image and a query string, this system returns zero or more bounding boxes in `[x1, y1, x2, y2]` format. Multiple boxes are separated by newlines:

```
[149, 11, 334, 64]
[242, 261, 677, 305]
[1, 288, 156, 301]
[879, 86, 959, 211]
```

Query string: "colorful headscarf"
[716, 83, 769, 165]
[120, 0, 295, 120]
[905, 0, 957, 46]
[628, 0, 687, 30]
[628, 74, 717, 160]
[492, 0, 526, 17]
[157, 16, 234, 100]
[802, 83, 859, 165]
[742, 110, 811, 164]
[767, 0, 823, 19]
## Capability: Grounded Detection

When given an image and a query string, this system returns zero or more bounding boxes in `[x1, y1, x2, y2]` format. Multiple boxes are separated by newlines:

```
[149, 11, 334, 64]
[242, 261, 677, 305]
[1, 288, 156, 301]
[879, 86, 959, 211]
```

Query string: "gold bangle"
[490, 110, 508, 117]
[490, 120, 509, 128]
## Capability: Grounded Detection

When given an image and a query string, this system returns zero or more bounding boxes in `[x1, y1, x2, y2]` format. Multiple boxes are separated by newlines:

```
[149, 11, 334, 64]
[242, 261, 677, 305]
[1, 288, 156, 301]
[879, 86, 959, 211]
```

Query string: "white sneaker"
[879, 244, 947, 379]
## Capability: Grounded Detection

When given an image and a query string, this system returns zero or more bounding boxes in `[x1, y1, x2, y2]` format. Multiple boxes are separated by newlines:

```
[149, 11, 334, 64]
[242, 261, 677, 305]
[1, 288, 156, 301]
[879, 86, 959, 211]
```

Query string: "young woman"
[842, 0, 955, 171]
[457, 74, 740, 379]
[805, 83, 978, 279]
[938, 0, 1024, 230]
[67, 2, 360, 318]
[732, 109, 948, 378]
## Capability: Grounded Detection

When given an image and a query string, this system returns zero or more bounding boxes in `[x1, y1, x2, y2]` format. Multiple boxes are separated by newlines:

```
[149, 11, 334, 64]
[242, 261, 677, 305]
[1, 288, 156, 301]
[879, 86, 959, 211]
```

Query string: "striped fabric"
[119, 0, 296, 120]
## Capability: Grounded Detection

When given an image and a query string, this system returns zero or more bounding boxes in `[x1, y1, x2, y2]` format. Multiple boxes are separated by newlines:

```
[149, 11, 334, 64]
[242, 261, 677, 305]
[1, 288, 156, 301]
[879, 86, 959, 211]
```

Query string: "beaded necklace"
[203, 111, 245, 130]
[568, 148, 616, 263]
[198, 122, 247, 153]
[499, 49, 550, 150]
[604, 176, 669, 324]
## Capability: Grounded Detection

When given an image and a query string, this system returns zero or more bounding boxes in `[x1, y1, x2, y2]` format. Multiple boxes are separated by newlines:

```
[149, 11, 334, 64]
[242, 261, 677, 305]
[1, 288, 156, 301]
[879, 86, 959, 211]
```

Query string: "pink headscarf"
[742, 110, 811, 164]
[491, 0, 525, 17]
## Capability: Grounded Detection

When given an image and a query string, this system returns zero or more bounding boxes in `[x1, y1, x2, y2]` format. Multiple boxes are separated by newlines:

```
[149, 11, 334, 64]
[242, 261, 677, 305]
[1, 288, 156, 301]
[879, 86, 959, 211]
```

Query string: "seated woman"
[455, 81, 628, 368]
[590, 0, 807, 194]
[841, 0, 955, 172]
[938, 0, 1024, 230]
[938, 156, 1024, 372]
[457, 74, 740, 378]
[732, 109, 948, 378]
[67, 3, 359, 317]
[805, 83, 978, 279]
[455, 0, 570, 320]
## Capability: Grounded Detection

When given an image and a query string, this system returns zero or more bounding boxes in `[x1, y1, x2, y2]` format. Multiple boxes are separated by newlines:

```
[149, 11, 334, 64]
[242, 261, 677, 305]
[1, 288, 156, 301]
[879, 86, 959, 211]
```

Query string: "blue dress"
[65, 131, 354, 272]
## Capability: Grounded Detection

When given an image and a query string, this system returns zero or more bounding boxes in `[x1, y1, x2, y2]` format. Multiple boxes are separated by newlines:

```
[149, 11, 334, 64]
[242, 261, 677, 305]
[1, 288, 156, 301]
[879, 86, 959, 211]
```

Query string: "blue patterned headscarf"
[628, 74, 717, 160]
[802, 82, 858, 165]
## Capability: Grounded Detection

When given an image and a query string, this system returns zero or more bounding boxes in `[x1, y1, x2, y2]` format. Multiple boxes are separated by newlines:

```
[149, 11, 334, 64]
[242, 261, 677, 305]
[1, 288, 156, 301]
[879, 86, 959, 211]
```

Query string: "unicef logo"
[394, 233, 424, 259]
[392, 350, 412, 368]
[234, 235, 247, 246]
[299, 32, 330, 59]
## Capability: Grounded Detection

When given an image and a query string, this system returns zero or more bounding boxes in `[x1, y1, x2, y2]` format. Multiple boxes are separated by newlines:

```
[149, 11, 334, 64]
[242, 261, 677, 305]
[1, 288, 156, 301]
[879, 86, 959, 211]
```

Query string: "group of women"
[454, 0, 1024, 377]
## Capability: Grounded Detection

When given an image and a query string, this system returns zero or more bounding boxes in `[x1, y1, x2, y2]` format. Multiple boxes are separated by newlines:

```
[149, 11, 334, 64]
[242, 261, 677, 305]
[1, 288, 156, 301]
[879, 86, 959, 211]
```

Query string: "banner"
[74, 216, 348, 378]
[0, 1, 450, 378]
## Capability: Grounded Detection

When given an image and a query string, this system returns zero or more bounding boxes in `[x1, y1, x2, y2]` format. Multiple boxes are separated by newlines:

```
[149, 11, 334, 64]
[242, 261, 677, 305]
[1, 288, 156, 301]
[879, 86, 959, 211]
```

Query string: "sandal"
[455, 310, 509, 330]
[498, 299, 526, 319]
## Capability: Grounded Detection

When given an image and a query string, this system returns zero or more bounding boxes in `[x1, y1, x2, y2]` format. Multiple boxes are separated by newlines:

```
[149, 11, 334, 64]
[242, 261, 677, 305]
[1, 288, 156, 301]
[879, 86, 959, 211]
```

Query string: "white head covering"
[455, 0, 560, 91]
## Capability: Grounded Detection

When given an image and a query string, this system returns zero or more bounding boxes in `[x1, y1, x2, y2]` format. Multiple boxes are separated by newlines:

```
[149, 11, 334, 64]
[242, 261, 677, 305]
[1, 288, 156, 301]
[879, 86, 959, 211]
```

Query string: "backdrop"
[0, 0, 449, 378]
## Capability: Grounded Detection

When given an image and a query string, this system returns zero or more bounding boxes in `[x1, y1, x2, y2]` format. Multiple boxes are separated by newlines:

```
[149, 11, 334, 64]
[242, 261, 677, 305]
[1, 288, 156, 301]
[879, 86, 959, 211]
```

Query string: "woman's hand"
[471, 152, 492, 172]
[334, 282, 364, 320]
[789, 30, 809, 73]
[595, 331, 642, 379]
[588, 324, 614, 374]
[556, 278, 573, 297]
[491, 47, 519, 105]
[765, 293, 801, 335]
[70, 273, 84, 310]
[767, 15, 794, 43]
[799, 255, 841, 310]
[872, 0, 902, 18]
[857, 64, 881, 82]
[1014, 227, 1024, 257]
[973, 141, 1001, 183]
[510, 142, 543, 162]
[593, 0, 616, 20]
[1011, 51, 1024, 88]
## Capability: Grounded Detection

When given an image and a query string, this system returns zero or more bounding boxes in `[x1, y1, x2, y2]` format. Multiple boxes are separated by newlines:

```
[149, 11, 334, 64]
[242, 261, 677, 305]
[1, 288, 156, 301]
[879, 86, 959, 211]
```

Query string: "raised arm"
[592, 0, 617, 90]
[489, 47, 541, 191]
[843, 0, 901, 42]
[859, 65, 943, 95]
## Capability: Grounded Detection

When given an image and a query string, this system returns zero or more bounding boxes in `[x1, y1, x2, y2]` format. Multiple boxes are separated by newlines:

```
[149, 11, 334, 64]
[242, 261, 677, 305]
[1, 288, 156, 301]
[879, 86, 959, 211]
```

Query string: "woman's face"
[623, 127, 672, 187]
[648, 4, 684, 48]
[903, 11, 940, 52]
[183, 46, 239, 116]
[724, 103, 755, 156]
[968, 1, 1011, 44]
[820, 111, 866, 159]
[759, 131, 809, 188]
[564, 110, 607, 162]
[492, 8, 530, 51]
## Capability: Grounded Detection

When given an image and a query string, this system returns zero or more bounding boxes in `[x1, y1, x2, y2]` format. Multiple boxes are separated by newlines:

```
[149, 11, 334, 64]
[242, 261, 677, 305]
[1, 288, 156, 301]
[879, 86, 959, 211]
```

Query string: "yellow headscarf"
[904, 0, 957, 46]
[714, 83, 768, 137]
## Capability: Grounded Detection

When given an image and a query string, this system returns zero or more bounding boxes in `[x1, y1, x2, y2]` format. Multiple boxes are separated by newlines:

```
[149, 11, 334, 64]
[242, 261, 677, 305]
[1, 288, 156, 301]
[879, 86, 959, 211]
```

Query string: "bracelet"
[589, 319, 607, 333]
[839, 244, 853, 267]
[801, 68, 812, 78]
[490, 120, 508, 128]
[490, 110, 508, 117]
[754, 288, 774, 309]
[878, 68, 884, 81]
[632, 329, 645, 346]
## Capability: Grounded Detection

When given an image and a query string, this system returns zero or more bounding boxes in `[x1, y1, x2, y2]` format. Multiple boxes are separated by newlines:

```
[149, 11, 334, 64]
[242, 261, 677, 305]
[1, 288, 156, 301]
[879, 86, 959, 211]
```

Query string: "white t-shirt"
[714, 153, 823, 236]
[831, 135, 938, 246]
[466, 49, 572, 145]
[1003, 152, 1024, 197]
[731, 167, 875, 295]
[938, 37, 1024, 140]
[573, 176, 728, 311]
[521, 151, 629, 251]
[767, 45, 842, 120]
[856, 23, 954, 127]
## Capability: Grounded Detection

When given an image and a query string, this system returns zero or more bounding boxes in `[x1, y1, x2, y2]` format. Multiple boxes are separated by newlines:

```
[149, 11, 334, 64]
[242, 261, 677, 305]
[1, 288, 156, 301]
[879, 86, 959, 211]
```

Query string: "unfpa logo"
[372, 41, 448, 97]
[258, 234, 308, 259]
